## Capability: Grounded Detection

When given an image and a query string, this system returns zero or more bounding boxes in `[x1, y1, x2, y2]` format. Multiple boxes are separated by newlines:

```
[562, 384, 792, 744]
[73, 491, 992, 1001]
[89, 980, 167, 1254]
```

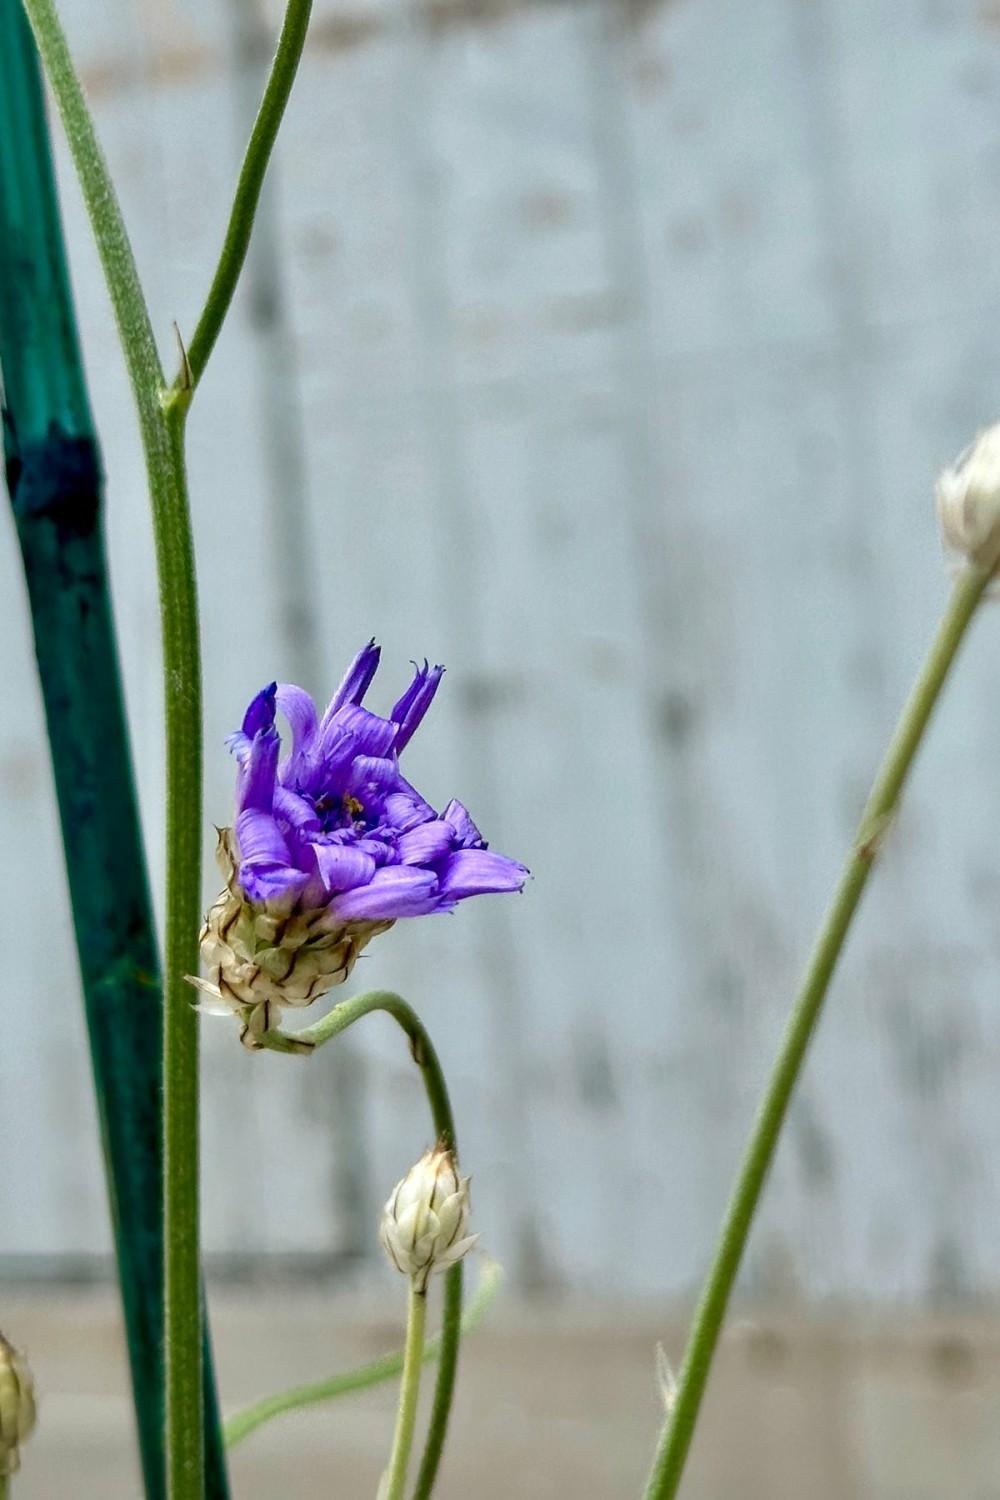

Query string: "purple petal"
[315, 725, 359, 788]
[242, 683, 277, 739]
[385, 785, 436, 833]
[309, 841, 378, 895]
[437, 849, 529, 899]
[226, 730, 252, 767]
[324, 704, 396, 761]
[236, 808, 292, 868]
[274, 787, 321, 834]
[441, 798, 484, 850]
[239, 726, 280, 813]
[328, 865, 440, 920]
[396, 820, 455, 866]
[354, 837, 393, 863]
[390, 660, 428, 724]
[345, 754, 401, 801]
[319, 640, 381, 730]
[391, 662, 444, 753]
[275, 684, 319, 786]
[235, 809, 309, 903]
[242, 863, 310, 904]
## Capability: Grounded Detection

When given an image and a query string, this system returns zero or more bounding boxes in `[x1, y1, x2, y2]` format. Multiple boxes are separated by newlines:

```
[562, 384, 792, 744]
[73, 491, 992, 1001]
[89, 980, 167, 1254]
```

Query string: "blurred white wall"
[4, 0, 1000, 1300]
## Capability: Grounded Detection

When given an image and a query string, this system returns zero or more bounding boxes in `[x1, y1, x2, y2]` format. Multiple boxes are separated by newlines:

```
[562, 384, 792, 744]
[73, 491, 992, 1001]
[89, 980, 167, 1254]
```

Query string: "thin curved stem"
[223, 1259, 501, 1450]
[262, 991, 464, 1499]
[383, 1285, 427, 1500]
[20, 0, 164, 400]
[642, 563, 992, 1500]
[183, 0, 313, 389]
[20, 7, 205, 1497]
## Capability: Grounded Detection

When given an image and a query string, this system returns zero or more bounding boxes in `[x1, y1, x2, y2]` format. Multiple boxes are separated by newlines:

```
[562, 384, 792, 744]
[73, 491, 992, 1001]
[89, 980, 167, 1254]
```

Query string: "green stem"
[642, 563, 991, 1500]
[20, 6, 205, 1496]
[262, 991, 464, 1498]
[223, 1259, 501, 1450]
[383, 1285, 427, 1500]
[183, 0, 313, 388]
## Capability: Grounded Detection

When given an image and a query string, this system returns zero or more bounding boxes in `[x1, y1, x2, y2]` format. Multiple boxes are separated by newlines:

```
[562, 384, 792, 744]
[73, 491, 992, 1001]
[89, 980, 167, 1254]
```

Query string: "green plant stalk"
[223, 1258, 501, 1450]
[0, 5, 228, 1498]
[183, 0, 313, 388]
[18, 3, 206, 1494]
[642, 562, 992, 1500]
[262, 991, 465, 1499]
[384, 1285, 428, 1500]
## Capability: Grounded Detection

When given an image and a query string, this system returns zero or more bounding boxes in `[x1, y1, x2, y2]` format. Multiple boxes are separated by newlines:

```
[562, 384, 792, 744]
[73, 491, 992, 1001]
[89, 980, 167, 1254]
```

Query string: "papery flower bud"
[0, 1332, 36, 1475]
[936, 422, 1000, 572]
[188, 828, 392, 1049]
[379, 1146, 477, 1294]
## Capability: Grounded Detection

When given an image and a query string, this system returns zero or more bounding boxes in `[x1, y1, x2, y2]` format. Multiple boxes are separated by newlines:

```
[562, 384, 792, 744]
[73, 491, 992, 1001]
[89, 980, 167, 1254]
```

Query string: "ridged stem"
[19, 4, 204, 1495]
[263, 990, 464, 1498]
[641, 563, 991, 1500]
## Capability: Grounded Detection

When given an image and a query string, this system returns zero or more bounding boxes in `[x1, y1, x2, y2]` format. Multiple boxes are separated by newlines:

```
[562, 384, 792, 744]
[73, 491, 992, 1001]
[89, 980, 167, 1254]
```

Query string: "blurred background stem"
[0, 3, 228, 1497]
[642, 562, 991, 1500]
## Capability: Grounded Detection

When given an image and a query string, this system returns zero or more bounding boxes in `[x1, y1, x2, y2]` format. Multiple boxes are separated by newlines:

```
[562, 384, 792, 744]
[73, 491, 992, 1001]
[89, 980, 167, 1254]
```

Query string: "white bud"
[0, 1332, 36, 1475]
[936, 422, 1000, 572]
[379, 1146, 478, 1294]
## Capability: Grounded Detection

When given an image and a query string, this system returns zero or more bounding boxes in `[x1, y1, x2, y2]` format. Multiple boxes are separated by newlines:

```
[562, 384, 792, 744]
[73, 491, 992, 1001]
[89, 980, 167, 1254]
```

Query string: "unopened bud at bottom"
[0, 1332, 36, 1475]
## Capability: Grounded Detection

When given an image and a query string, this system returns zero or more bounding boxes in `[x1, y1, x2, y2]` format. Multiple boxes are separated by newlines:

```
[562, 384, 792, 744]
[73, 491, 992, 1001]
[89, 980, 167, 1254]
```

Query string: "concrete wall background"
[4, 0, 1000, 1302]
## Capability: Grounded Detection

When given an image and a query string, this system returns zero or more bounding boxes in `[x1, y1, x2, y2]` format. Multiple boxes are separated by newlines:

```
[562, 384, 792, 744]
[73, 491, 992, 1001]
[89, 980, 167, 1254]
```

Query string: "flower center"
[311, 791, 367, 834]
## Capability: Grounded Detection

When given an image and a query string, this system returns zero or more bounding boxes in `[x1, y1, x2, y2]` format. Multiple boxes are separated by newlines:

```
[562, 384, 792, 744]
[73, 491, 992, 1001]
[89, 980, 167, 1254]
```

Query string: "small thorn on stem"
[172, 320, 192, 391]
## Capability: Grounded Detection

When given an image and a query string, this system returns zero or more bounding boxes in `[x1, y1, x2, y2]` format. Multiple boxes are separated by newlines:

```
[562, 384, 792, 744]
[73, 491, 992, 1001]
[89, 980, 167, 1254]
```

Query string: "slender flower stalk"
[223, 1259, 501, 1450]
[260, 992, 467, 1500]
[382, 1285, 428, 1500]
[377, 1147, 478, 1500]
[642, 561, 991, 1500]
[183, 0, 313, 387]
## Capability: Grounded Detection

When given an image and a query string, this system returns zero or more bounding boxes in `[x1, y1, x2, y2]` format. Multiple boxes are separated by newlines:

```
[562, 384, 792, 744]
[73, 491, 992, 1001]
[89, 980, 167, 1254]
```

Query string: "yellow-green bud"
[936, 422, 1000, 572]
[379, 1146, 477, 1294]
[0, 1332, 36, 1475]
[187, 828, 392, 1048]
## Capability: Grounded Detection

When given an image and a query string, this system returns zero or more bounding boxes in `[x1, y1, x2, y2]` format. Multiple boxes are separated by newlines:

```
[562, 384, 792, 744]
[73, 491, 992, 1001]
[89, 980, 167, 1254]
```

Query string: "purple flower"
[226, 641, 529, 921]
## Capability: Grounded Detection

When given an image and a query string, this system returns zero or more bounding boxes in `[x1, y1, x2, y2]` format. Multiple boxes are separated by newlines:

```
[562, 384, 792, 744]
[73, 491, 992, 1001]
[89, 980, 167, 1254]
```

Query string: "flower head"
[379, 1145, 477, 1292]
[190, 642, 528, 1045]
[0, 1331, 36, 1476]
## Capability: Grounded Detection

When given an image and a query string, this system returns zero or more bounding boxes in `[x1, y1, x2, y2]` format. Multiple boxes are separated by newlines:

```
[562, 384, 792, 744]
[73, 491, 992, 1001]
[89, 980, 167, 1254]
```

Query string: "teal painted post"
[0, 7, 229, 1497]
